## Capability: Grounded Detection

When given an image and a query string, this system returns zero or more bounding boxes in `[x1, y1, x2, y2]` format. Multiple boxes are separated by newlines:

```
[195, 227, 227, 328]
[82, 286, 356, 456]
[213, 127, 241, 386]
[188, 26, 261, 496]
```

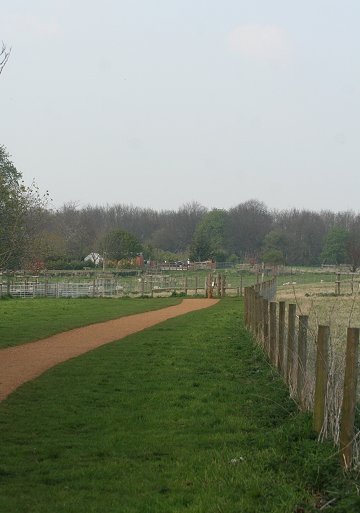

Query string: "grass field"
[0, 297, 180, 348]
[276, 277, 360, 355]
[0, 299, 358, 512]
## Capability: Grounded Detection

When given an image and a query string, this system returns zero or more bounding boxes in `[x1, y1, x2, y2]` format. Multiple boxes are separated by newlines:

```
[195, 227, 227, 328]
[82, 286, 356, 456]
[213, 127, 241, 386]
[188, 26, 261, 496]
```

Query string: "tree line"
[1, 144, 360, 271]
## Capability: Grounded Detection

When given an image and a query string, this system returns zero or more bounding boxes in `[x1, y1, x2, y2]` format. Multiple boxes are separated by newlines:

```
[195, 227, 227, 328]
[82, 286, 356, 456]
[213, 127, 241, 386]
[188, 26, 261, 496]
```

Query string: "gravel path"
[0, 298, 218, 401]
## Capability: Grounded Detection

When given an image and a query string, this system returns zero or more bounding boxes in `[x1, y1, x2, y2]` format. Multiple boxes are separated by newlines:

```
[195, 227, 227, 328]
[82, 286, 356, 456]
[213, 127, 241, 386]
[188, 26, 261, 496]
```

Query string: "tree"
[273, 209, 326, 265]
[0, 145, 49, 269]
[346, 217, 360, 272]
[320, 227, 349, 265]
[226, 200, 272, 261]
[0, 42, 11, 76]
[190, 209, 228, 261]
[100, 229, 142, 261]
[0, 145, 28, 268]
[262, 230, 286, 265]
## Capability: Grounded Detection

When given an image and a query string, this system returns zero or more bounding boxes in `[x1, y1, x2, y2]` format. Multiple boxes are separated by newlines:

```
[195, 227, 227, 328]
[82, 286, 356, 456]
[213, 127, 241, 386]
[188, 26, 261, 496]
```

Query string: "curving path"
[0, 298, 218, 401]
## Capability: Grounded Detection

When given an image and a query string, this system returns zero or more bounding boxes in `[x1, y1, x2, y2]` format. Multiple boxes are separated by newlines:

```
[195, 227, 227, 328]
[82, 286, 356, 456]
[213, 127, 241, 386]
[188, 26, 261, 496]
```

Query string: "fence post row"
[243, 278, 360, 470]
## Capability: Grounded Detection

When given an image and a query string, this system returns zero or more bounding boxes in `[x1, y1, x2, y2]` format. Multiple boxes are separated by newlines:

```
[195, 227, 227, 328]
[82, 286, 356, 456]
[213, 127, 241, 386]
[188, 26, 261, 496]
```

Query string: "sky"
[1, 1, 360, 212]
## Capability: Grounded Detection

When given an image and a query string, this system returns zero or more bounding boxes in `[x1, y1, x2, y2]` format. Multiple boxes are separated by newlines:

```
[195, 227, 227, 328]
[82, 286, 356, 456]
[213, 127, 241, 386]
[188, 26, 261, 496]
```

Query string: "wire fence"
[0, 273, 250, 299]
[244, 279, 360, 470]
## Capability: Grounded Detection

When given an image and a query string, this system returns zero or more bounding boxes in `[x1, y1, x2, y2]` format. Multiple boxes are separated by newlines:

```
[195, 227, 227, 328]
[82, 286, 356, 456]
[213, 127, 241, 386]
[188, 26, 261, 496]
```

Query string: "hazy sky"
[1, 1, 360, 211]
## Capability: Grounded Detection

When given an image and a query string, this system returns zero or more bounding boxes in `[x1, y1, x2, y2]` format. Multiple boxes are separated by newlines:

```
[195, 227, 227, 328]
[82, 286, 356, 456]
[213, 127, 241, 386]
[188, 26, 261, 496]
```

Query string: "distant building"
[84, 253, 103, 266]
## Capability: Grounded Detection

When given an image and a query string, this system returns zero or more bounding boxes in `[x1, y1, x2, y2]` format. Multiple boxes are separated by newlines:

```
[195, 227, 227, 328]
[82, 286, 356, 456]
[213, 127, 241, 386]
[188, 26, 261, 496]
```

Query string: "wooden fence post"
[287, 304, 297, 388]
[263, 298, 269, 354]
[244, 287, 249, 327]
[221, 274, 226, 297]
[313, 325, 330, 435]
[217, 273, 222, 297]
[297, 315, 308, 410]
[206, 273, 213, 298]
[336, 273, 341, 296]
[278, 301, 286, 377]
[255, 292, 262, 343]
[250, 288, 256, 334]
[240, 275, 243, 297]
[339, 327, 359, 469]
[184, 276, 188, 296]
[269, 301, 277, 365]
[247, 288, 252, 332]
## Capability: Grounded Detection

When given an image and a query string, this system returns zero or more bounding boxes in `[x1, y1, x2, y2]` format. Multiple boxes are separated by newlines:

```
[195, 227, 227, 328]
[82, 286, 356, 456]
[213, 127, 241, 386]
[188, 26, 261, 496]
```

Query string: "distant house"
[84, 252, 103, 266]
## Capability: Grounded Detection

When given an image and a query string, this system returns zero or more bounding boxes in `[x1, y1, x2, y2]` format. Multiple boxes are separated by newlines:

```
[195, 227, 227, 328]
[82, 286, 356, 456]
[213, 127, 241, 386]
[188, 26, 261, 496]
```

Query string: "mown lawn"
[0, 297, 180, 348]
[0, 299, 358, 512]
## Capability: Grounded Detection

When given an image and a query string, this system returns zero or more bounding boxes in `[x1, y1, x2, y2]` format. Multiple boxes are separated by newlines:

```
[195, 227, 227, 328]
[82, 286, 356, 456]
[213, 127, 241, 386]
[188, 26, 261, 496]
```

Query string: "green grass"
[0, 297, 180, 348]
[0, 299, 358, 512]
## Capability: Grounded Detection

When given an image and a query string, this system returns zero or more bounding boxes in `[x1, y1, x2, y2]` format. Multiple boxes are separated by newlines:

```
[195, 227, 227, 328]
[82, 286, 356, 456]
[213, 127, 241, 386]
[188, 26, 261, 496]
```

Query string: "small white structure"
[84, 252, 103, 266]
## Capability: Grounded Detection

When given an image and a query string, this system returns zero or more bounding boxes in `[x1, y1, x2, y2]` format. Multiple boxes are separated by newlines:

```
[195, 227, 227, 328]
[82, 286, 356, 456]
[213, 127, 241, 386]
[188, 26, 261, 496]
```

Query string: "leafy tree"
[226, 200, 272, 261]
[346, 218, 360, 272]
[262, 248, 284, 266]
[100, 229, 142, 261]
[0, 145, 49, 269]
[273, 209, 326, 265]
[320, 227, 349, 265]
[262, 230, 286, 265]
[190, 209, 228, 261]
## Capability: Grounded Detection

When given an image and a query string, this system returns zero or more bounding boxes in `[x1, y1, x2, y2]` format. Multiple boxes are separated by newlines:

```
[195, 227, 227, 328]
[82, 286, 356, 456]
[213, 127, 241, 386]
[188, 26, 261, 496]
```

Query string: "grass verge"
[0, 297, 180, 348]
[0, 299, 358, 512]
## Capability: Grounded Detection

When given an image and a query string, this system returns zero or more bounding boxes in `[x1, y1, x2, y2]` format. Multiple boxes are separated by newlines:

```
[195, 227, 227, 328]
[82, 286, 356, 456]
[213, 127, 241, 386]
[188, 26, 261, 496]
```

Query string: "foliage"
[262, 230, 286, 265]
[100, 229, 142, 261]
[274, 209, 326, 265]
[346, 218, 360, 272]
[190, 209, 228, 261]
[321, 227, 349, 264]
[0, 145, 49, 270]
[263, 248, 284, 265]
[0, 42, 11, 75]
[45, 258, 94, 270]
[226, 199, 272, 260]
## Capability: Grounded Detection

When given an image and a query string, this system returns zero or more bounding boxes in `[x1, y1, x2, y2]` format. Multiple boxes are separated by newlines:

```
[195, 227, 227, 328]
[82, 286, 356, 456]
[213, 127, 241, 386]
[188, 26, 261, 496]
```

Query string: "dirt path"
[0, 299, 218, 402]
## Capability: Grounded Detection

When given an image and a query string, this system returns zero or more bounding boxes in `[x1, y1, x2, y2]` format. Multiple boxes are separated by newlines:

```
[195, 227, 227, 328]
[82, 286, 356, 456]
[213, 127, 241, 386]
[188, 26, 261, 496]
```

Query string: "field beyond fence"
[245, 279, 360, 470]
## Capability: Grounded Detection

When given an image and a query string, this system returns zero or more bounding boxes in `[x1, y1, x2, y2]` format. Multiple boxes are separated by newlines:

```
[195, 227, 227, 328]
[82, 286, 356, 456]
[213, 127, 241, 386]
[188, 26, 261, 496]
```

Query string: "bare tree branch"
[0, 41, 11, 75]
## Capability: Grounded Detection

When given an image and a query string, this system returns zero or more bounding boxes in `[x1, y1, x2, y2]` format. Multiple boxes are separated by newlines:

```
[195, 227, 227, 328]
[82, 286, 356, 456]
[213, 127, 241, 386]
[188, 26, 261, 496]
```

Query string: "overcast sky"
[1, 1, 360, 212]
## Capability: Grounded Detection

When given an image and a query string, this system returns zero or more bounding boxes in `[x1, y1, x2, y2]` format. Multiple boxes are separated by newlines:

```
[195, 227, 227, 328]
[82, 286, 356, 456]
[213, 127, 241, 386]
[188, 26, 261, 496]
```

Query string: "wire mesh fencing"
[244, 281, 360, 470]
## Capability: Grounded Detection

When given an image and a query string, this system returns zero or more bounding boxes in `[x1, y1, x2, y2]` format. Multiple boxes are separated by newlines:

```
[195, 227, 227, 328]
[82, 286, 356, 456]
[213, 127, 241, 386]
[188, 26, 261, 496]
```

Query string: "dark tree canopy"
[0, 145, 49, 269]
[321, 227, 349, 265]
[190, 209, 228, 261]
[100, 229, 142, 261]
